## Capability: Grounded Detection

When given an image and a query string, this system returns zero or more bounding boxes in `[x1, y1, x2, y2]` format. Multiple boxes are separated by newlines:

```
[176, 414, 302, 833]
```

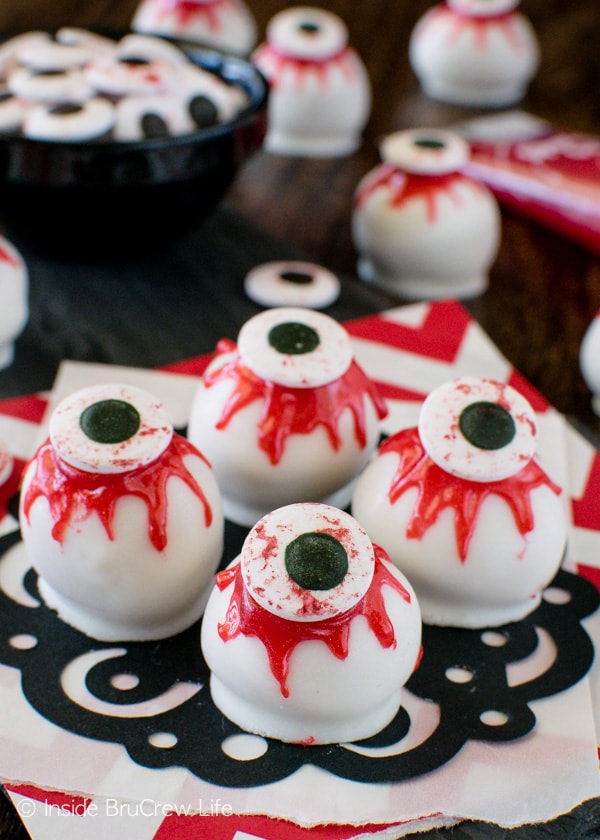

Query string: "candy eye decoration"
[49, 383, 173, 474]
[237, 306, 353, 388]
[417, 377, 537, 482]
[244, 260, 341, 309]
[379, 128, 469, 175]
[241, 503, 374, 621]
[266, 6, 348, 61]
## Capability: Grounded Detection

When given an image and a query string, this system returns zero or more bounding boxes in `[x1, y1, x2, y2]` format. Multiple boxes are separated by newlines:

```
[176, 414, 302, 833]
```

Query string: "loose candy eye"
[418, 376, 537, 482]
[267, 7, 348, 60]
[379, 128, 469, 175]
[236, 306, 353, 388]
[241, 503, 375, 622]
[49, 383, 173, 474]
[244, 260, 340, 309]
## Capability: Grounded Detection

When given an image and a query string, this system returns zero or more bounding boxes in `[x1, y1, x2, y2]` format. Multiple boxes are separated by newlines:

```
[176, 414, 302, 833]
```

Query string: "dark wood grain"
[0, 2, 599, 838]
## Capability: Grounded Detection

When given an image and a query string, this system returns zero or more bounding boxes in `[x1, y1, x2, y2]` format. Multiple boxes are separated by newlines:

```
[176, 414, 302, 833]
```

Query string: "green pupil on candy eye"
[285, 532, 349, 591]
[79, 399, 141, 444]
[458, 401, 516, 450]
[414, 138, 445, 150]
[268, 321, 320, 355]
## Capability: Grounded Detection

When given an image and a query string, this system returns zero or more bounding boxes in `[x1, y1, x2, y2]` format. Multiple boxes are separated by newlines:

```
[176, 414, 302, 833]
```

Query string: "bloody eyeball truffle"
[19, 383, 224, 641]
[187, 307, 388, 527]
[201, 502, 422, 744]
[351, 377, 567, 628]
[252, 5, 371, 157]
[352, 128, 501, 300]
[409, 0, 540, 107]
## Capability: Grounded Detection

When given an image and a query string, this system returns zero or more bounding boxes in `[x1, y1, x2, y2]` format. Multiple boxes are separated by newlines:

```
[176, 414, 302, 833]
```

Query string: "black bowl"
[0, 46, 268, 259]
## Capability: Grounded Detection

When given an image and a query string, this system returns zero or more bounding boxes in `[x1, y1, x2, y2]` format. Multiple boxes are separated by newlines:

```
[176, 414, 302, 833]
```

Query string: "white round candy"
[114, 93, 194, 140]
[267, 6, 348, 61]
[418, 376, 537, 482]
[49, 383, 173, 474]
[448, 0, 519, 16]
[8, 66, 95, 104]
[17, 41, 92, 71]
[241, 502, 375, 622]
[244, 260, 340, 309]
[237, 307, 353, 388]
[380, 128, 469, 175]
[116, 33, 190, 68]
[23, 97, 115, 141]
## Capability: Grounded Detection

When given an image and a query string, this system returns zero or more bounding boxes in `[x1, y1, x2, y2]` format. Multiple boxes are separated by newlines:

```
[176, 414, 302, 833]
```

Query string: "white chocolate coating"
[409, 2, 539, 107]
[352, 129, 501, 299]
[0, 235, 28, 370]
[131, 0, 258, 56]
[252, 6, 371, 157]
[201, 503, 422, 744]
[188, 310, 386, 527]
[19, 384, 224, 641]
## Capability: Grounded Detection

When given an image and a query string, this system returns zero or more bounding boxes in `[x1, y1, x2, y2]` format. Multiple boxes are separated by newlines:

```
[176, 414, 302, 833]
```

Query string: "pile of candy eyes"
[0, 28, 250, 142]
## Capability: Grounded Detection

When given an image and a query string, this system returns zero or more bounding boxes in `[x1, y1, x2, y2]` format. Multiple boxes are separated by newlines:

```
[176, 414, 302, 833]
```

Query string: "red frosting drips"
[429, 4, 525, 51]
[216, 544, 412, 697]
[253, 43, 357, 90]
[155, 0, 233, 30]
[21, 435, 213, 552]
[381, 427, 562, 562]
[0, 245, 20, 268]
[204, 342, 388, 465]
[354, 164, 484, 224]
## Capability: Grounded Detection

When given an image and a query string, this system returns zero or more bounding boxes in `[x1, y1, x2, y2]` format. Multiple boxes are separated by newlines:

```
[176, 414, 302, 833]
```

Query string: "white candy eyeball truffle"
[20, 383, 224, 642]
[352, 377, 566, 628]
[188, 307, 387, 526]
[201, 502, 422, 744]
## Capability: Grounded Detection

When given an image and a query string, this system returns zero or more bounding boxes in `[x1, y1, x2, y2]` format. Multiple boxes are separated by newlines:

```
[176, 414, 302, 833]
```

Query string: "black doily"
[0, 514, 597, 788]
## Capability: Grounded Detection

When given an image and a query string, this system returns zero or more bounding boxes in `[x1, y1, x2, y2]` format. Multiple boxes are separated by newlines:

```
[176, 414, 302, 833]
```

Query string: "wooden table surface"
[0, 1, 600, 838]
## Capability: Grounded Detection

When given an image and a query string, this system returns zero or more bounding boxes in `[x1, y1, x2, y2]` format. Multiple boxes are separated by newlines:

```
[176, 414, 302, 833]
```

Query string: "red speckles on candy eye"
[22, 435, 213, 552]
[204, 348, 387, 465]
[380, 427, 562, 562]
[216, 545, 411, 697]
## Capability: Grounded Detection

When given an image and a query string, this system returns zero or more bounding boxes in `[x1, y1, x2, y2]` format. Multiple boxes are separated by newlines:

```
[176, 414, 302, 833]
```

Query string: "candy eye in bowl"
[0, 31, 268, 258]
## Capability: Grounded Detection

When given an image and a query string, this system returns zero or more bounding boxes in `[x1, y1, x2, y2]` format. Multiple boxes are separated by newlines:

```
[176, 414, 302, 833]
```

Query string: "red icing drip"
[155, 0, 234, 30]
[254, 43, 357, 91]
[0, 457, 23, 522]
[205, 346, 388, 465]
[22, 435, 213, 552]
[381, 427, 562, 562]
[354, 164, 483, 224]
[0, 245, 19, 268]
[428, 5, 525, 52]
[216, 544, 411, 697]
